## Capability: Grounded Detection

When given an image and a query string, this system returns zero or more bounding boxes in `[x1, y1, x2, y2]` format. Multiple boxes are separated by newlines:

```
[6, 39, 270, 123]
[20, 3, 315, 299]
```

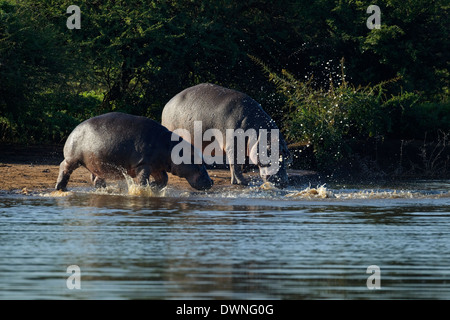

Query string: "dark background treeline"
[0, 0, 448, 176]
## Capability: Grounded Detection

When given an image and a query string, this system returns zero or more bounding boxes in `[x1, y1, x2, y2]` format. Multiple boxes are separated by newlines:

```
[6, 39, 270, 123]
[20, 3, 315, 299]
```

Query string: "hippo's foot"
[92, 174, 107, 188]
[148, 170, 168, 190]
[148, 181, 164, 192]
[55, 183, 68, 192]
[229, 164, 249, 186]
[56, 159, 77, 192]
[231, 176, 249, 186]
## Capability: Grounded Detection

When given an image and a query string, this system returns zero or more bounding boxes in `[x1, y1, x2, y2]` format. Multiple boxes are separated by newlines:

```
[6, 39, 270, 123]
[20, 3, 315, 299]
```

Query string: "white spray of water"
[123, 174, 166, 197]
[39, 175, 449, 200]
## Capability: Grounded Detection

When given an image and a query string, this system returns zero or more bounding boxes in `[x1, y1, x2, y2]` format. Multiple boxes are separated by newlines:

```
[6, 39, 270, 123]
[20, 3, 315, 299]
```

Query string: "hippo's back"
[64, 112, 167, 164]
[162, 83, 275, 133]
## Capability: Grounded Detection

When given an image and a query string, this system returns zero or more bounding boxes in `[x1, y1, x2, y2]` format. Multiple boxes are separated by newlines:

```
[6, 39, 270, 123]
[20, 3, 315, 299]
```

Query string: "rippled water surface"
[1, 180, 450, 299]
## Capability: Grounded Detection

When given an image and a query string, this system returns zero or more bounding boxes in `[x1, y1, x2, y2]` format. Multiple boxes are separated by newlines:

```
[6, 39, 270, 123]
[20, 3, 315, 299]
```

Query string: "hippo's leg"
[91, 174, 106, 188]
[225, 148, 249, 185]
[230, 164, 249, 185]
[151, 171, 168, 189]
[55, 159, 79, 191]
[135, 165, 152, 186]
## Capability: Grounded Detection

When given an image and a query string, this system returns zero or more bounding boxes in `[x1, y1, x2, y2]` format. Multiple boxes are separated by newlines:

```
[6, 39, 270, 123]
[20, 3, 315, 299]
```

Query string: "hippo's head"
[249, 131, 291, 188]
[169, 136, 213, 190]
[171, 162, 214, 190]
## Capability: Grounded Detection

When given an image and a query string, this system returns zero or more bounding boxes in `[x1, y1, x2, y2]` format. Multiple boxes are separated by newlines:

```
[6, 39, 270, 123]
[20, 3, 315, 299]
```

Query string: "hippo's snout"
[185, 164, 214, 190]
[261, 165, 289, 189]
[262, 174, 288, 188]
[259, 157, 289, 188]
[190, 175, 214, 190]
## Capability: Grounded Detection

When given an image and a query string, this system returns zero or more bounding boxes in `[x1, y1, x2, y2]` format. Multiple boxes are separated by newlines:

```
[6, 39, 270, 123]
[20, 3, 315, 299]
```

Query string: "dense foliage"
[0, 0, 448, 172]
[252, 56, 450, 170]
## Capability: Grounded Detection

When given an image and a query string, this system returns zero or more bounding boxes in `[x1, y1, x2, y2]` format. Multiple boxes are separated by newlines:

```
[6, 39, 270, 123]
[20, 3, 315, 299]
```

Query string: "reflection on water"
[0, 180, 450, 299]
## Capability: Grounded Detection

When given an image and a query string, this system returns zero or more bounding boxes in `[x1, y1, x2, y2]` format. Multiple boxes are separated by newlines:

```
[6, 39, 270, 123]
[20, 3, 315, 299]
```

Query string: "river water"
[1, 180, 449, 299]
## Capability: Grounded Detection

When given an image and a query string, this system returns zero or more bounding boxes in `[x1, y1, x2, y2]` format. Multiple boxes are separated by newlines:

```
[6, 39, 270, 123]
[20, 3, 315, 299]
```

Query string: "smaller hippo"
[55, 112, 213, 191]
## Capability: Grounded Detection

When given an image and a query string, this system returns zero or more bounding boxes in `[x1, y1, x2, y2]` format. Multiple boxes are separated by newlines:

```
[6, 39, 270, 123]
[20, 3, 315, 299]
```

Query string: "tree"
[0, 0, 76, 140]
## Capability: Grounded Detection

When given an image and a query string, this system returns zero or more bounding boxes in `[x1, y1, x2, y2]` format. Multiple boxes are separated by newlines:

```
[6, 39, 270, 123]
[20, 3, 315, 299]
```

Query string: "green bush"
[0, 92, 102, 143]
[251, 56, 394, 170]
[252, 54, 450, 174]
[387, 98, 450, 140]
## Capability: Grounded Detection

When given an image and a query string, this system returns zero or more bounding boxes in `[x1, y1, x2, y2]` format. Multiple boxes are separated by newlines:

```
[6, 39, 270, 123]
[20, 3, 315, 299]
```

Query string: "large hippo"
[161, 83, 290, 187]
[55, 112, 213, 191]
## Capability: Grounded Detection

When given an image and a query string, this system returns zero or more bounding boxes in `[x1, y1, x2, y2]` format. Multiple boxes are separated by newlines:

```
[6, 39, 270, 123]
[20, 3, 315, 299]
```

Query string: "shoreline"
[4, 143, 447, 195]
[0, 144, 317, 194]
[0, 163, 240, 195]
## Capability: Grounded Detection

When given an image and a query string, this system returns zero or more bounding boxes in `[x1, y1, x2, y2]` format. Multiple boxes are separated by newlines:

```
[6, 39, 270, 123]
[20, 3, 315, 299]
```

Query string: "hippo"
[161, 83, 290, 187]
[55, 112, 213, 191]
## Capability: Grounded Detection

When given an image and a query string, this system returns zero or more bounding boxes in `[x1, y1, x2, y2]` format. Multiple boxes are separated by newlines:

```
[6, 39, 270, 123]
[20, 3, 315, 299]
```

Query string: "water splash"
[286, 185, 335, 199]
[258, 181, 335, 198]
[37, 176, 450, 201]
[123, 174, 166, 197]
[40, 174, 166, 198]
[42, 190, 73, 197]
[254, 181, 449, 200]
[334, 190, 415, 200]
[259, 181, 278, 191]
[90, 174, 166, 197]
